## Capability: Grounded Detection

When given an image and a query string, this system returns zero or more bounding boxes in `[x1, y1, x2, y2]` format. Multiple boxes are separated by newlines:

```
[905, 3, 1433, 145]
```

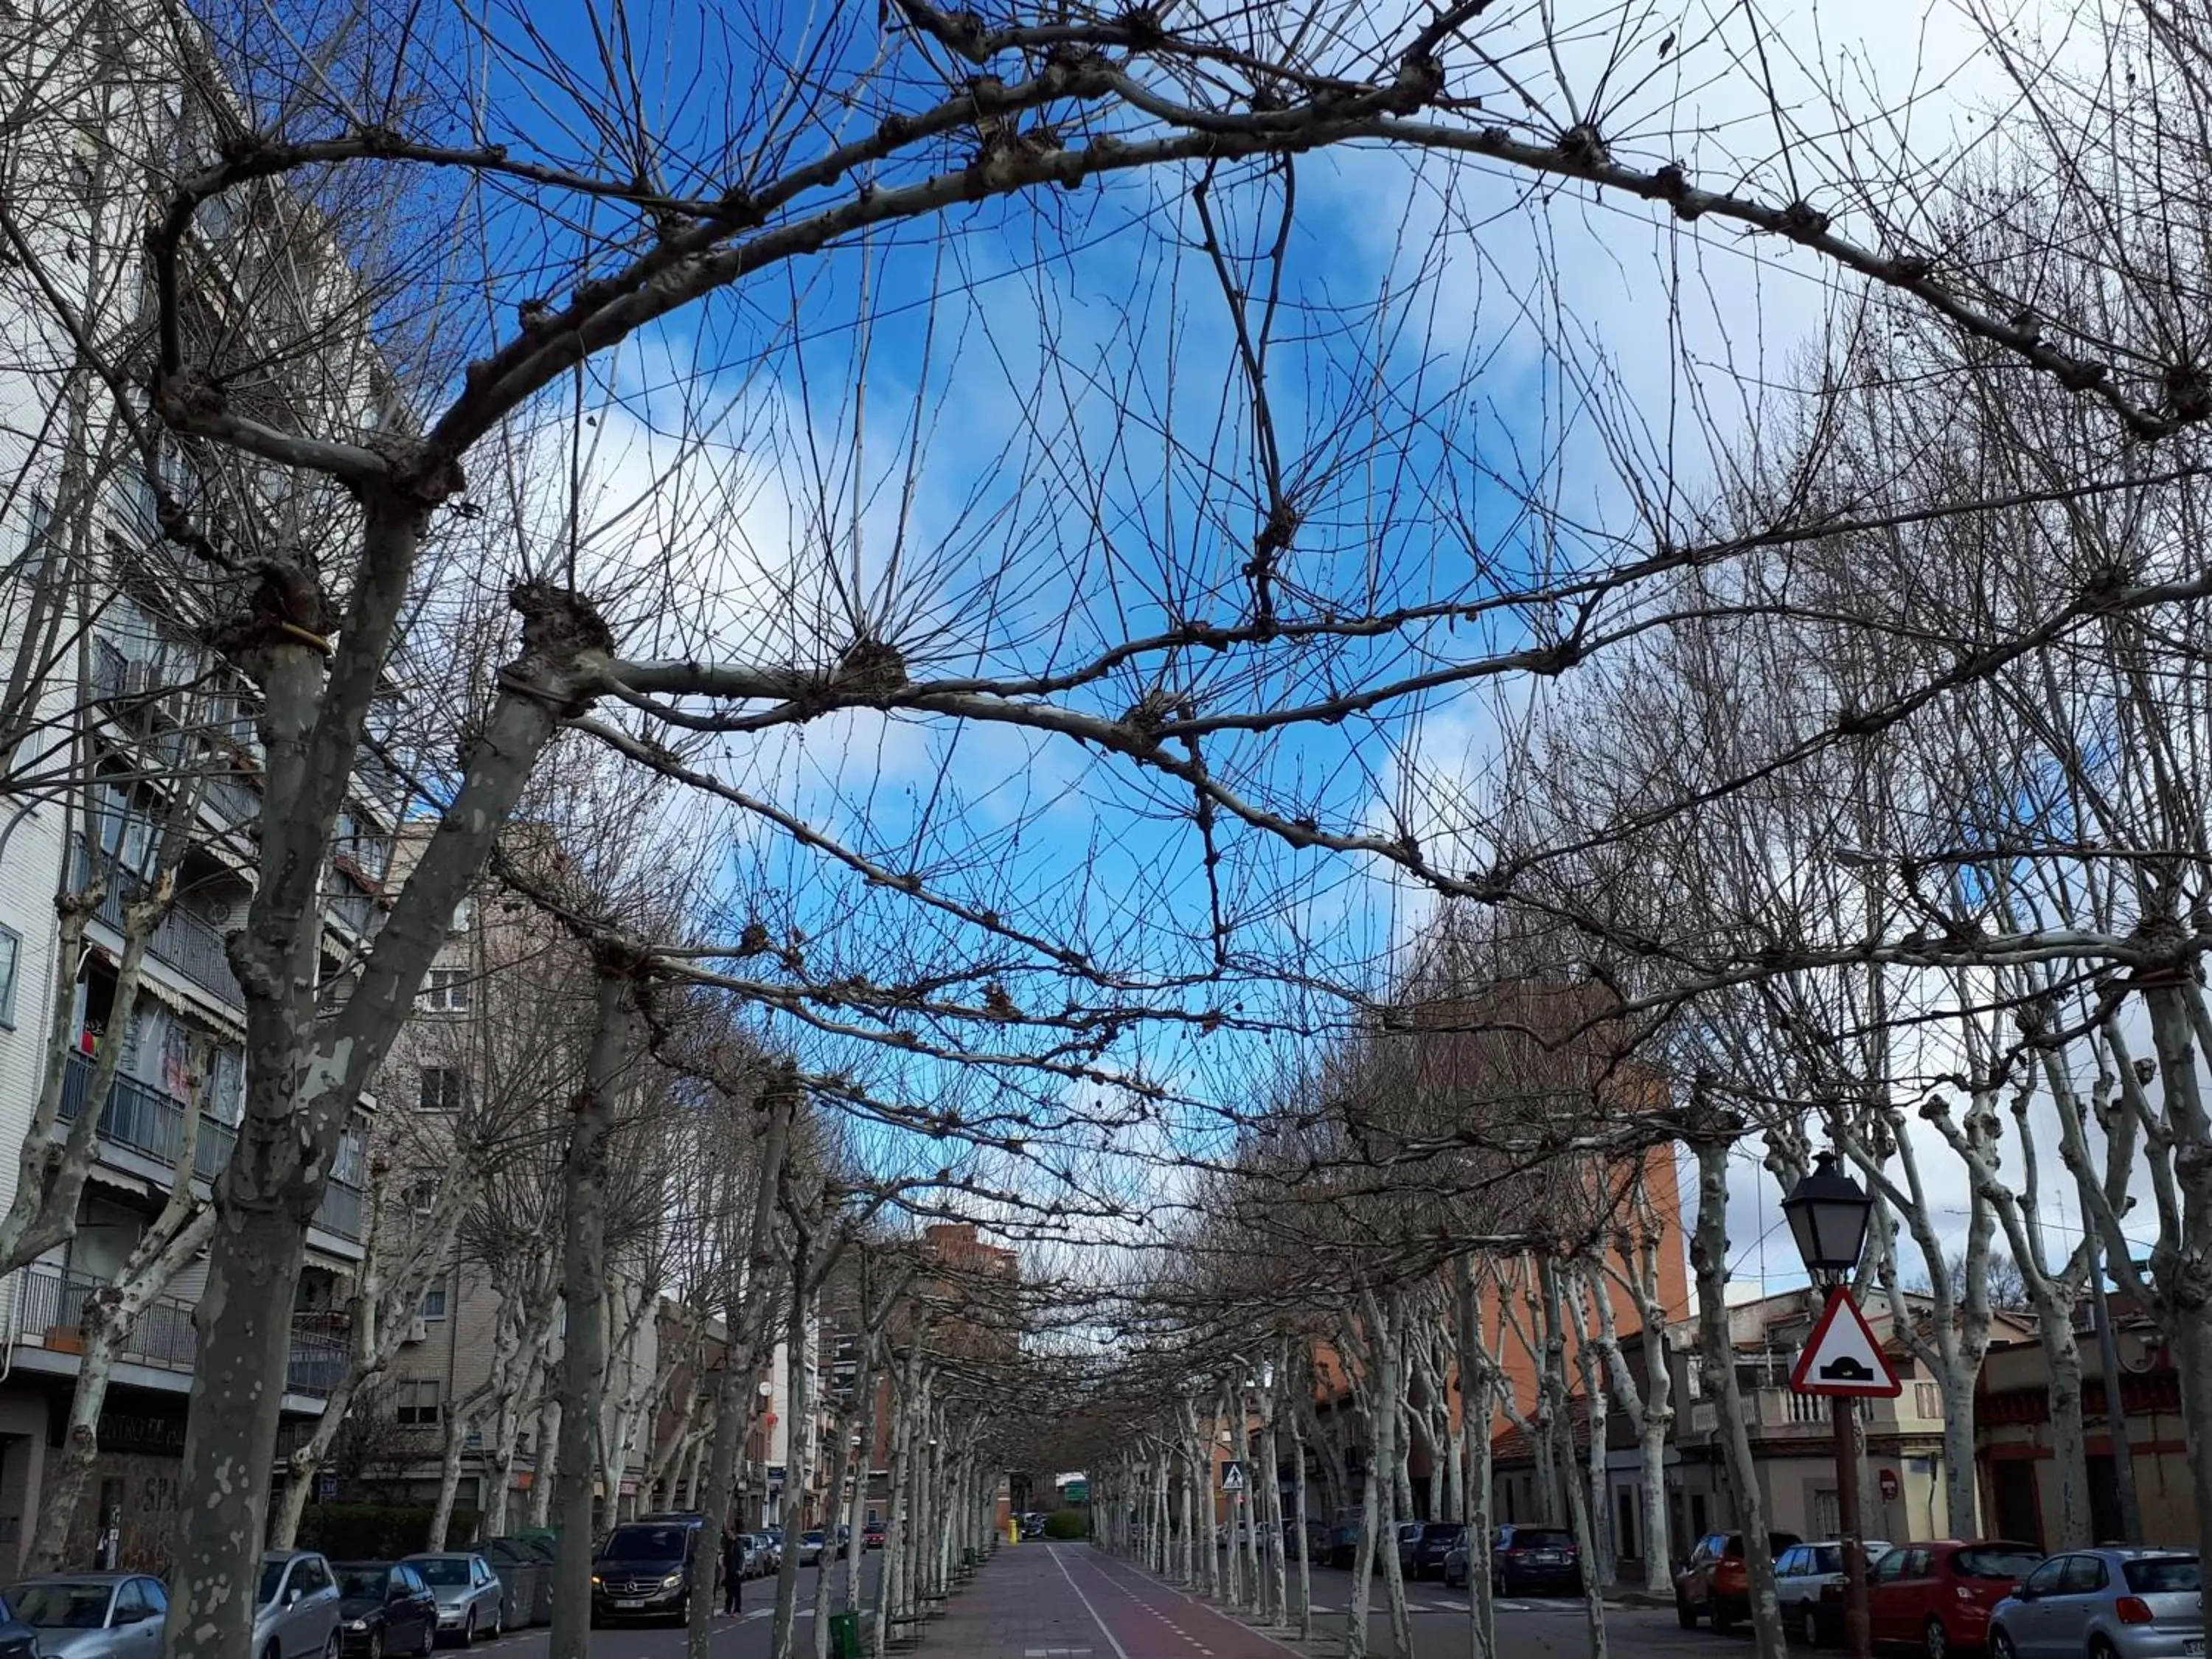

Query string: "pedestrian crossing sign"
[1219, 1461, 1248, 1492]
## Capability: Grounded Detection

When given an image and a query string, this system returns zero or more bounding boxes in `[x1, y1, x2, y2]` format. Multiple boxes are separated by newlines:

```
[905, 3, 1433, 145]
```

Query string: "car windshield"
[1953, 1548, 2042, 1580]
[335, 1569, 391, 1599]
[804, 1534, 824, 1545]
[412, 1561, 470, 1587]
[602, 1528, 686, 1560]
[2124, 1559, 2202, 1594]
[1425, 1525, 1464, 1541]
[257, 1564, 288, 1607]
[1509, 1530, 1573, 1550]
[8, 1583, 112, 1629]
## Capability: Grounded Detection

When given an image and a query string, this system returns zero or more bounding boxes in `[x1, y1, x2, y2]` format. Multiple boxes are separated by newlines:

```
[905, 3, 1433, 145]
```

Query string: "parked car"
[797, 1531, 827, 1566]
[400, 1554, 505, 1646]
[254, 1551, 344, 1659]
[0, 1593, 38, 1659]
[1675, 1531, 1805, 1630]
[1773, 1540, 1895, 1646]
[1494, 1525, 1586, 1598]
[1990, 1549, 2201, 1659]
[331, 1562, 437, 1659]
[1405, 1524, 1466, 1583]
[1325, 1525, 1362, 1572]
[4, 1574, 168, 1659]
[863, 1523, 887, 1551]
[590, 1517, 707, 1627]
[1869, 1541, 2044, 1659]
[742, 1535, 782, 1578]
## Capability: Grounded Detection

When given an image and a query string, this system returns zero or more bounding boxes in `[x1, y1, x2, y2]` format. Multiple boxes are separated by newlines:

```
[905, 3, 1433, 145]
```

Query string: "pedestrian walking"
[722, 1527, 745, 1615]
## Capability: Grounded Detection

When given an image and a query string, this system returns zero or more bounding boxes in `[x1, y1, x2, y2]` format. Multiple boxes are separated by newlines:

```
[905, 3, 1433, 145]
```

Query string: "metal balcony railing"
[13, 1262, 352, 1397]
[55, 1054, 364, 1242]
[72, 840, 244, 1007]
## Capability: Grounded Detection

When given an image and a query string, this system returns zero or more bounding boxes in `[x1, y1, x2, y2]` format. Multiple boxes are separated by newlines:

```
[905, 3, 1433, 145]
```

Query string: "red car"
[863, 1523, 887, 1551]
[1868, 1541, 2045, 1659]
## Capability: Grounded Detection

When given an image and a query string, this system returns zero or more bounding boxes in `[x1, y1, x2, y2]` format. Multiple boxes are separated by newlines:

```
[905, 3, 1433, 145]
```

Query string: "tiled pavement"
[920, 1543, 1304, 1659]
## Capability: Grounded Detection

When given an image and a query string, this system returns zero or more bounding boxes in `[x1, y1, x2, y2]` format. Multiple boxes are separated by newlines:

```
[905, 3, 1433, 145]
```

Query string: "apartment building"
[361, 832, 669, 1528]
[0, 0, 398, 1572]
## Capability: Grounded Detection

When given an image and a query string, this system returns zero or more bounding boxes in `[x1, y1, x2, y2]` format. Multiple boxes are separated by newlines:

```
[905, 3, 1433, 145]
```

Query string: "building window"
[1914, 1381, 1941, 1419]
[396, 1379, 441, 1426]
[450, 897, 474, 933]
[0, 923, 18, 1027]
[418, 1066, 467, 1113]
[420, 969, 471, 1013]
[420, 1281, 448, 1321]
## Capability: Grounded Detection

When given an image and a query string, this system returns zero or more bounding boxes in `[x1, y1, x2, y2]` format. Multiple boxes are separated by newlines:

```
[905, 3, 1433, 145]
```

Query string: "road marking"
[1048, 1549, 1135, 1659]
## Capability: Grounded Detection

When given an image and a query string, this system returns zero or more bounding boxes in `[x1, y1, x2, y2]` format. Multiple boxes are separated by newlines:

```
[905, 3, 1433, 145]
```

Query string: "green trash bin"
[830, 1611, 863, 1659]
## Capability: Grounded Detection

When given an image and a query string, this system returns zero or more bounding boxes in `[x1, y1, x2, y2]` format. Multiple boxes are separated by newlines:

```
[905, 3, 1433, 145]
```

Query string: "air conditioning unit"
[402, 1316, 430, 1346]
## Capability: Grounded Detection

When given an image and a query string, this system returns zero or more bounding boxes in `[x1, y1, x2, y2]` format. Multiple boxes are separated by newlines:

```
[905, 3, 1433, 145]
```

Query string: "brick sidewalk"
[919, 1544, 1304, 1659]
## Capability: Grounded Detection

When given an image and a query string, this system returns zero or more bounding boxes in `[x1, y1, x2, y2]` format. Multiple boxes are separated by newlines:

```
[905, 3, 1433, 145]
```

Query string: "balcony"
[10, 1262, 349, 1398]
[1751, 1386, 1839, 1435]
[56, 1053, 364, 1242]
[73, 840, 244, 1008]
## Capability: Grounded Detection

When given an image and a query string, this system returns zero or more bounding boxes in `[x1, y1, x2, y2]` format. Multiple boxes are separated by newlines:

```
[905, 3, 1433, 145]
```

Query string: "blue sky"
[209, 0, 2099, 1279]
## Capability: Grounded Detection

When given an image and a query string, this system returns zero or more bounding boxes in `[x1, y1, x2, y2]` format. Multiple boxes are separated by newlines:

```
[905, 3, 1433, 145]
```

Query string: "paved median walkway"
[921, 1543, 1301, 1659]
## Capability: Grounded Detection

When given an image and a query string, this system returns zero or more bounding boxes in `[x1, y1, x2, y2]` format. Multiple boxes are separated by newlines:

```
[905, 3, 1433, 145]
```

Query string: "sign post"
[1790, 1285, 1902, 1659]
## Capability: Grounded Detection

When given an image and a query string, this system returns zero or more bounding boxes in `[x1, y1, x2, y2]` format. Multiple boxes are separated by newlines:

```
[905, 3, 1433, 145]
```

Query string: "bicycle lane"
[1047, 1545, 1305, 1659]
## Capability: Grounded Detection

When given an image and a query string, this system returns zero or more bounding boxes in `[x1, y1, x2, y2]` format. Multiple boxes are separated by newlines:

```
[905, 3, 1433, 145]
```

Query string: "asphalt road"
[1236, 1562, 1739, 1659]
[462, 1554, 1742, 1659]
[470, 1559, 883, 1659]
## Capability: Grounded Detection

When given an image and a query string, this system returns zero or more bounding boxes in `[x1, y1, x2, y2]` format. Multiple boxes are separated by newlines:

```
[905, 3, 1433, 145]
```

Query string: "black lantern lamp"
[1782, 1151, 1874, 1281]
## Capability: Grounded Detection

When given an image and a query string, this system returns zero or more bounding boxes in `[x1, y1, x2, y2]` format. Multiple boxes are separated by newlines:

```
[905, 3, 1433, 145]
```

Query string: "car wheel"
[367, 1630, 384, 1659]
[1989, 1629, 2019, 1659]
[488, 1601, 502, 1642]
[1925, 1616, 1949, 1659]
[461, 1611, 476, 1649]
[417, 1618, 434, 1658]
[325, 1632, 342, 1659]
[1712, 1600, 1735, 1633]
[1677, 1596, 1699, 1631]
[1799, 1606, 1820, 1648]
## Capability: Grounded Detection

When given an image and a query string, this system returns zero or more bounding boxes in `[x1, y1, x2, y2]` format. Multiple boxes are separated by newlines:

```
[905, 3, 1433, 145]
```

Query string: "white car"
[1775, 1540, 1895, 1646]
[253, 1552, 342, 1659]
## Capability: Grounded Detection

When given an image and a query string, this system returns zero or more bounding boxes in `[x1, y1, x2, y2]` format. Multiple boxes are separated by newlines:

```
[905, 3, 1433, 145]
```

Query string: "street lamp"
[1782, 1152, 1875, 1279]
[1784, 1151, 1877, 1659]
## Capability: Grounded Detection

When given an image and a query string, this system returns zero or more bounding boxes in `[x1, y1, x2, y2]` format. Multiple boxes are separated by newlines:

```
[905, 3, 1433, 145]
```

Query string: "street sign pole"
[1790, 1285, 1899, 1659]
[1833, 1395, 1869, 1659]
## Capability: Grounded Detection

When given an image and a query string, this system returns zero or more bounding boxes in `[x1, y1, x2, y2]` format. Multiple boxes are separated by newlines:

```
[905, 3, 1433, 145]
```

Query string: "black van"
[591, 1517, 707, 1626]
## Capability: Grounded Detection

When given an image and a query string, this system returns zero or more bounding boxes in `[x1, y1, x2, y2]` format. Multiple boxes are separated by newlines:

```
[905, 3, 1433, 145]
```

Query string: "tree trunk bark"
[1453, 1254, 1498, 1659]
[528, 1396, 560, 1529]
[167, 565, 604, 1659]
[1692, 1132, 1786, 1659]
[430, 1407, 472, 1548]
[770, 1268, 814, 1659]
[550, 967, 634, 1659]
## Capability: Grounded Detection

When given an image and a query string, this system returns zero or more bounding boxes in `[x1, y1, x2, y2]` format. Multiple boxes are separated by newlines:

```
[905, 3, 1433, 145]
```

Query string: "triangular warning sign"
[1220, 1461, 1248, 1492]
[1789, 1286, 1902, 1398]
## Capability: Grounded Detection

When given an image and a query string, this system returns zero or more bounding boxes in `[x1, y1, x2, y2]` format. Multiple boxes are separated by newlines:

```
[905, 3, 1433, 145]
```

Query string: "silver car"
[4, 1575, 167, 1659]
[400, 1555, 504, 1646]
[254, 1551, 344, 1659]
[1992, 1549, 2203, 1659]
[1775, 1539, 1895, 1645]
